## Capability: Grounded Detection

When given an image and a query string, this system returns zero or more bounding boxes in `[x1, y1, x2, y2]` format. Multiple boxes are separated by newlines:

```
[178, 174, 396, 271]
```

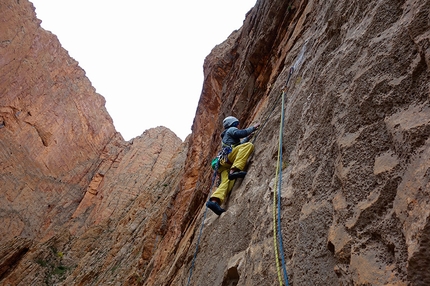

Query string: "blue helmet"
[223, 116, 239, 128]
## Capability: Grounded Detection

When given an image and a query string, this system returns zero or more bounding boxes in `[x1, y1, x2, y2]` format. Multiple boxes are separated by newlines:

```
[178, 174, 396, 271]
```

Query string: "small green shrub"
[35, 259, 48, 267]
[53, 265, 68, 276]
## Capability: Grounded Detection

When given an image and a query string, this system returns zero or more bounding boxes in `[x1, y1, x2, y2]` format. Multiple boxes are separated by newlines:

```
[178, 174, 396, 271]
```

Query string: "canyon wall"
[179, 0, 430, 285]
[0, 0, 117, 245]
[1, 0, 429, 285]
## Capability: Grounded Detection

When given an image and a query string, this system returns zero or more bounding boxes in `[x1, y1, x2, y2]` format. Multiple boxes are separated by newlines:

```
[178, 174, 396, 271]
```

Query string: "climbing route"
[272, 42, 307, 286]
[187, 41, 307, 286]
[272, 67, 293, 286]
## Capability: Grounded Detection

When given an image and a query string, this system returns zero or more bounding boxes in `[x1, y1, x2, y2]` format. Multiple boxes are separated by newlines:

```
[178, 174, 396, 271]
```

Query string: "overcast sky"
[30, 0, 256, 141]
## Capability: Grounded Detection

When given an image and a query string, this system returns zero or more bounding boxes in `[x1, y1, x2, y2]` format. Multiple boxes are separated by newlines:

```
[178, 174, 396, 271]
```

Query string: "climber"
[206, 116, 260, 215]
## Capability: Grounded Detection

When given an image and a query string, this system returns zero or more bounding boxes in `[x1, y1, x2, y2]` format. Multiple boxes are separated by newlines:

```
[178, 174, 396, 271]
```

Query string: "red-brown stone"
[1, 0, 429, 285]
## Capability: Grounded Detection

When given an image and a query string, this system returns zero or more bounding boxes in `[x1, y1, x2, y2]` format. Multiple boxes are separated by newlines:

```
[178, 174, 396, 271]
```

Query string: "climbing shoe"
[228, 170, 247, 180]
[206, 200, 226, 216]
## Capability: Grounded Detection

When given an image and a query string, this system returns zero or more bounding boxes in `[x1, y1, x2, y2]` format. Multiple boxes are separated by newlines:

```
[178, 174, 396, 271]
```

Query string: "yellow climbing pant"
[211, 142, 254, 204]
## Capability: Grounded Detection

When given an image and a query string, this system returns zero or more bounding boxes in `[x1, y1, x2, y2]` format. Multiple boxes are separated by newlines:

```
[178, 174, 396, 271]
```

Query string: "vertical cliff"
[1, 0, 430, 285]
[0, 0, 117, 244]
[0, 0, 185, 285]
[164, 0, 430, 284]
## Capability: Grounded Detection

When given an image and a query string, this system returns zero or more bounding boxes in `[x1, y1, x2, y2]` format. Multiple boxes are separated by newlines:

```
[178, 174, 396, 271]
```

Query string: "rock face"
[0, 0, 117, 245]
[1, 0, 430, 285]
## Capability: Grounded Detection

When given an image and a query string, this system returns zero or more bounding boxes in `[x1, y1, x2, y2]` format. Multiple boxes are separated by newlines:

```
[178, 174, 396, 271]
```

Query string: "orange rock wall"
[0, 0, 117, 244]
[169, 0, 430, 285]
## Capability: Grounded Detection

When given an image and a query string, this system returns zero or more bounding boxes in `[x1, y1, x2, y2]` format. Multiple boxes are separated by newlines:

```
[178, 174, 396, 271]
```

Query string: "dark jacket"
[221, 126, 256, 147]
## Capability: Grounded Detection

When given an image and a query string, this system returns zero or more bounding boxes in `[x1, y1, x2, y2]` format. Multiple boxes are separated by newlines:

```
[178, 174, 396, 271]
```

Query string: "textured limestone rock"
[174, 0, 430, 285]
[0, 238, 32, 281]
[1, 0, 430, 285]
[0, 1, 184, 285]
[0, 0, 117, 245]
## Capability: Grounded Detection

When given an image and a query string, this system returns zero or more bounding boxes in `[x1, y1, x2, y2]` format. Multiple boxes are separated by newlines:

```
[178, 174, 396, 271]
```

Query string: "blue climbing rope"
[277, 66, 294, 285]
[277, 85, 289, 285]
[187, 166, 219, 286]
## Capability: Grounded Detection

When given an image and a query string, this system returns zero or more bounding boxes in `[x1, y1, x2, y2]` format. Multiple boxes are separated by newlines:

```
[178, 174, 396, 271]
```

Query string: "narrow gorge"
[1, 0, 429, 285]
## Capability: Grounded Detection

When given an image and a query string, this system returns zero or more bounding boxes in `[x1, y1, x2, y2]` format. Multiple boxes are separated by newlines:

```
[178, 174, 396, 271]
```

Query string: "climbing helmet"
[223, 116, 239, 129]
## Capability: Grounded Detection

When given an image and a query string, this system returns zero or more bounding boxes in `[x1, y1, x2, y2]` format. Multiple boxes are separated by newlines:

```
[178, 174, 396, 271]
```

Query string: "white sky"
[30, 0, 256, 141]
